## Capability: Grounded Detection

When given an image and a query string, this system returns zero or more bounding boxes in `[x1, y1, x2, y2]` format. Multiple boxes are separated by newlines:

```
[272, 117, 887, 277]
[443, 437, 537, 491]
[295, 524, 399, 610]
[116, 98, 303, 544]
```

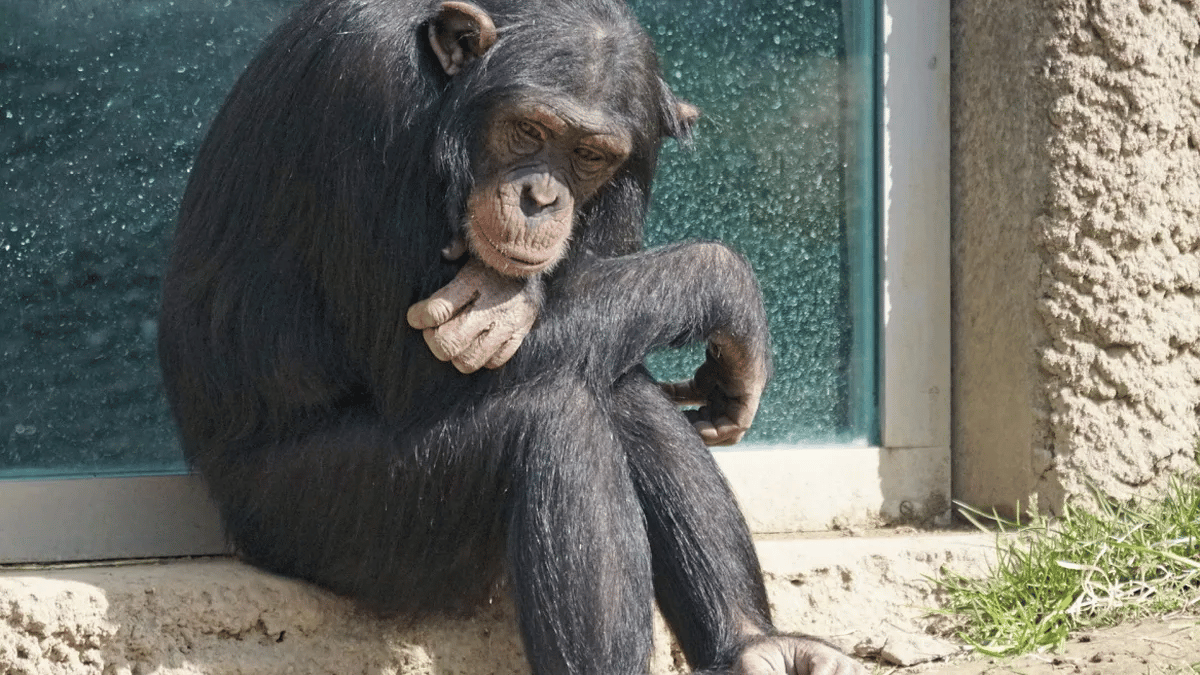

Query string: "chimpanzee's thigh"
[202, 400, 519, 617]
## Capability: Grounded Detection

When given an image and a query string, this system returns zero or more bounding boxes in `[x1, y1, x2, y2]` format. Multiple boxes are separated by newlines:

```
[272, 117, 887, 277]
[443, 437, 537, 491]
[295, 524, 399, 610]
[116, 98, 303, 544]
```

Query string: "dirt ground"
[901, 617, 1200, 675]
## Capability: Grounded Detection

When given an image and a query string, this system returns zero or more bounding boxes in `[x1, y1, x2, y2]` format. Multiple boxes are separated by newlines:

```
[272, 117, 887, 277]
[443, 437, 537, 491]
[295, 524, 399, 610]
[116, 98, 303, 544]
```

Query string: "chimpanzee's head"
[427, 0, 698, 277]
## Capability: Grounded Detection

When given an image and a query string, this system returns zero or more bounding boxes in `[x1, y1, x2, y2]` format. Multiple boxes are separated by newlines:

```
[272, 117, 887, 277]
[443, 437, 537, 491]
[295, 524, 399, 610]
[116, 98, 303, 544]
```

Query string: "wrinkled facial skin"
[466, 102, 632, 278]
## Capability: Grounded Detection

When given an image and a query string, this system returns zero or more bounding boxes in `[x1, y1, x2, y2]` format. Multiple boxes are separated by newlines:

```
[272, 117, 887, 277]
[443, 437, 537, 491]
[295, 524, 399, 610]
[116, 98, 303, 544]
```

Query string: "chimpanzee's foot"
[733, 635, 866, 675]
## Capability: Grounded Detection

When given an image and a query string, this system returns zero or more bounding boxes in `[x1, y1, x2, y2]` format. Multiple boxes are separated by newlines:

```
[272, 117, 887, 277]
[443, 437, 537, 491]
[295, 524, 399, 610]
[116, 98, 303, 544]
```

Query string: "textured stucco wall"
[953, 0, 1200, 511]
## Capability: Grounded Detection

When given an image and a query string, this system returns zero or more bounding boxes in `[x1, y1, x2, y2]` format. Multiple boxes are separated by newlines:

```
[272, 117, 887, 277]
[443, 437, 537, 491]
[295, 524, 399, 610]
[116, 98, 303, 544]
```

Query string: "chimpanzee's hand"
[660, 333, 768, 446]
[407, 257, 542, 373]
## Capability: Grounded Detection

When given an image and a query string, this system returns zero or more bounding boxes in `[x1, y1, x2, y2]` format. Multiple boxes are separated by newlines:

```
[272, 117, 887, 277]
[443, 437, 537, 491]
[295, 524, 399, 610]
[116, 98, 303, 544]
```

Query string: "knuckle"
[457, 352, 486, 373]
[432, 327, 471, 355]
[442, 321, 476, 342]
[424, 330, 452, 361]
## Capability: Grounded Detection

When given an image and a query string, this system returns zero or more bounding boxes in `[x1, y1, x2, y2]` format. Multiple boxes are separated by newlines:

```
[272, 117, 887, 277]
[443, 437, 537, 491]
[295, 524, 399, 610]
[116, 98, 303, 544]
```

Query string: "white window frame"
[0, 0, 949, 562]
[722, 0, 950, 532]
[879, 0, 952, 518]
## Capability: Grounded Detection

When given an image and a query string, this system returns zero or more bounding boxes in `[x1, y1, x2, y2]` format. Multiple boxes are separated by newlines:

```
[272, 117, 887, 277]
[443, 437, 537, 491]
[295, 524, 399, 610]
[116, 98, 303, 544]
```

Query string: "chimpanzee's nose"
[520, 175, 562, 218]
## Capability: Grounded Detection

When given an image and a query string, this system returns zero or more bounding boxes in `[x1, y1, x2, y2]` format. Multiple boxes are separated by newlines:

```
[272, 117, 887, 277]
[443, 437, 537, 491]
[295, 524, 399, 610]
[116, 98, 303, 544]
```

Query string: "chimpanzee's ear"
[673, 100, 701, 139]
[429, 1, 497, 76]
[660, 79, 701, 141]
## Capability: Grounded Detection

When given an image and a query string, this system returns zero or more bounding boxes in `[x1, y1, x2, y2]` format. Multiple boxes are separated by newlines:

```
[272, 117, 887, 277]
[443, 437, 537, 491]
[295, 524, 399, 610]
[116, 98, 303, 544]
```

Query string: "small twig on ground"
[1135, 635, 1183, 650]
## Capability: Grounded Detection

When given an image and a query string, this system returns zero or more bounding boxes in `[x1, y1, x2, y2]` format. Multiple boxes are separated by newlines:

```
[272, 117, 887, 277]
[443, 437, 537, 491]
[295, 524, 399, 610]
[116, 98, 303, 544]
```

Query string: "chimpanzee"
[158, 0, 864, 674]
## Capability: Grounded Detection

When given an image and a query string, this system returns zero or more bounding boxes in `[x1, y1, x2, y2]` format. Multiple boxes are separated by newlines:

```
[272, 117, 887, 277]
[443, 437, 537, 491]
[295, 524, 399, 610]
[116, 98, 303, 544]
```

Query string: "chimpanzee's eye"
[573, 145, 608, 173]
[510, 120, 545, 155]
[515, 120, 542, 140]
[574, 146, 604, 162]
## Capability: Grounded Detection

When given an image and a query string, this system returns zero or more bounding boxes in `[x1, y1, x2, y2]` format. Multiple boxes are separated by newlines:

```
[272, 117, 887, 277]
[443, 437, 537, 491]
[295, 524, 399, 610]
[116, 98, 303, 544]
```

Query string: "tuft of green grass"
[936, 479, 1200, 657]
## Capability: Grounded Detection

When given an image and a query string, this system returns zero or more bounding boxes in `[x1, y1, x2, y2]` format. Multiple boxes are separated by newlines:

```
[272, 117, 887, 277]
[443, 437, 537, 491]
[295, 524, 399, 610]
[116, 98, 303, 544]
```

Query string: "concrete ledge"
[0, 532, 995, 674]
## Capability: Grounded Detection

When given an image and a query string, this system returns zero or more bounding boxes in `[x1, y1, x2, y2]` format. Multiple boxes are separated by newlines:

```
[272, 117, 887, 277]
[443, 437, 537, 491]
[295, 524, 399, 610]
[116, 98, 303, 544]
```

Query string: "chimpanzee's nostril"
[520, 187, 539, 218]
[521, 182, 559, 219]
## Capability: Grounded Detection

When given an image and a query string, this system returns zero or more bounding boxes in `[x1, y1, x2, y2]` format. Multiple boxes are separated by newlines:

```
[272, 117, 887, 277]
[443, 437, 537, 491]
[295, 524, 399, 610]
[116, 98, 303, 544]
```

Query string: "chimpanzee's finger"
[483, 332, 525, 369]
[660, 379, 704, 405]
[422, 327, 454, 362]
[426, 315, 486, 366]
[693, 420, 720, 445]
[684, 407, 746, 446]
[707, 415, 746, 446]
[407, 282, 480, 329]
[684, 408, 721, 446]
[450, 326, 501, 374]
[807, 653, 865, 675]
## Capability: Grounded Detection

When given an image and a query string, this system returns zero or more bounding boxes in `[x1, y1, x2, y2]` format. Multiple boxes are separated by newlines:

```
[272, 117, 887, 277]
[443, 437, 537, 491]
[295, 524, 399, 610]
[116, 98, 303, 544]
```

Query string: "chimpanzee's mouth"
[471, 227, 558, 276]
[499, 248, 555, 271]
[506, 252, 547, 266]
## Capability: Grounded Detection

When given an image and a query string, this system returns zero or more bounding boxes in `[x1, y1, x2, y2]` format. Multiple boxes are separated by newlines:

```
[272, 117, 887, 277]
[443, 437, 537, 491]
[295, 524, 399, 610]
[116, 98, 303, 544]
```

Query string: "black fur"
[159, 1, 778, 673]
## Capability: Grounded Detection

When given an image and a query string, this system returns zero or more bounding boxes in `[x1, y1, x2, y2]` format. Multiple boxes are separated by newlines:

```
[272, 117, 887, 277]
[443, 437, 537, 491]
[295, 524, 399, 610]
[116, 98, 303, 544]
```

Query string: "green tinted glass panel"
[1, 0, 876, 479]
[632, 0, 877, 445]
[1, 1, 294, 477]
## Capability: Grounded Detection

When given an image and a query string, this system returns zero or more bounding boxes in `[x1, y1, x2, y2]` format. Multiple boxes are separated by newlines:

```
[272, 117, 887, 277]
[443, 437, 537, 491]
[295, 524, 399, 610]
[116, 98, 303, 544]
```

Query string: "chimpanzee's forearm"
[508, 241, 771, 385]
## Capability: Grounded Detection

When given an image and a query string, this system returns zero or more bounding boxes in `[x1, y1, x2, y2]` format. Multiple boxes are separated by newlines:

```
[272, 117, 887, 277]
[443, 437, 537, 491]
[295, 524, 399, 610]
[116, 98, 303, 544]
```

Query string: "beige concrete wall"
[953, 0, 1200, 513]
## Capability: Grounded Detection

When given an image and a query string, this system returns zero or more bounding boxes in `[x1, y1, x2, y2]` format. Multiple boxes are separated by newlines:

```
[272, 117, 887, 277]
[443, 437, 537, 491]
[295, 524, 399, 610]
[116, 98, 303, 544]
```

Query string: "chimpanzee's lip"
[474, 228, 556, 275]
[499, 249, 554, 272]
[506, 252, 549, 266]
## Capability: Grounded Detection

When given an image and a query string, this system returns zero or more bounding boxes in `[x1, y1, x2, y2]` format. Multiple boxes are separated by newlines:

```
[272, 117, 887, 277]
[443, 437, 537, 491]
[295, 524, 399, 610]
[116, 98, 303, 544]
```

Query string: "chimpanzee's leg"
[191, 400, 521, 617]
[611, 371, 865, 675]
[612, 369, 772, 670]
[505, 376, 656, 675]
[192, 371, 659, 675]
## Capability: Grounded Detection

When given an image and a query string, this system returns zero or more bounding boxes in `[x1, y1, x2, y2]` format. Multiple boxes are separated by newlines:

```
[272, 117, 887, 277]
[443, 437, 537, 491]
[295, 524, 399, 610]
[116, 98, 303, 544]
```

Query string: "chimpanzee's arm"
[513, 241, 773, 446]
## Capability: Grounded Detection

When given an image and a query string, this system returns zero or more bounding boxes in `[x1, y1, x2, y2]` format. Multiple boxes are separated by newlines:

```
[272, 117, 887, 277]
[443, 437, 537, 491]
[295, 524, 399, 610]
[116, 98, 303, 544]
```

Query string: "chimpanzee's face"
[464, 98, 632, 277]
